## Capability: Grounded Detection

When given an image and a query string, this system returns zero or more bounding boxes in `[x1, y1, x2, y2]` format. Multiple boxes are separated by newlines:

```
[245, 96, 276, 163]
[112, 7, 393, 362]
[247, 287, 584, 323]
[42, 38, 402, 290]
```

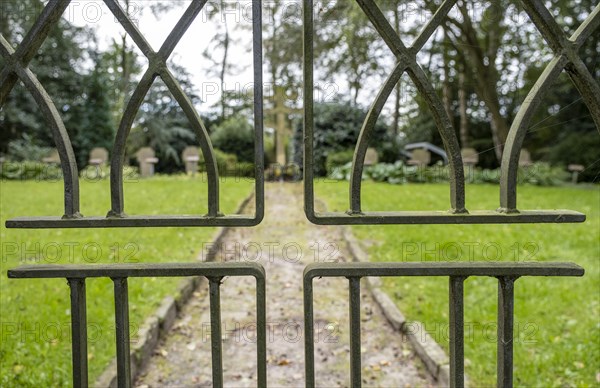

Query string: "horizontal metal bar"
[8, 262, 266, 279]
[5, 214, 262, 229]
[304, 262, 584, 279]
[306, 210, 585, 225]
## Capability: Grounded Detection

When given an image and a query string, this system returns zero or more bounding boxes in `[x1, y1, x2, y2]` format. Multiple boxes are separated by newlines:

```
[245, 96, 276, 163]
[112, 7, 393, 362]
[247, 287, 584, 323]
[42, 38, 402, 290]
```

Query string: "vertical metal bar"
[209, 278, 223, 388]
[0, 0, 71, 101]
[304, 275, 315, 388]
[449, 276, 466, 388]
[113, 277, 131, 388]
[355, 0, 466, 214]
[252, 0, 265, 223]
[303, 0, 316, 220]
[107, 69, 157, 218]
[348, 277, 362, 388]
[349, 62, 406, 214]
[497, 277, 516, 388]
[160, 70, 221, 217]
[498, 58, 566, 214]
[68, 278, 88, 388]
[255, 274, 267, 387]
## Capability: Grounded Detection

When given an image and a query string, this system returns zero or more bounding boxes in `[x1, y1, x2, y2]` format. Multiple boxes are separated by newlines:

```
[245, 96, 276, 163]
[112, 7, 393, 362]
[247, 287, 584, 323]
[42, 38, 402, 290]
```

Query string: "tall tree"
[0, 0, 92, 157]
[127, 64, 199, 172]
[201, 0, 250, 121]
[317, 1, 387, 105]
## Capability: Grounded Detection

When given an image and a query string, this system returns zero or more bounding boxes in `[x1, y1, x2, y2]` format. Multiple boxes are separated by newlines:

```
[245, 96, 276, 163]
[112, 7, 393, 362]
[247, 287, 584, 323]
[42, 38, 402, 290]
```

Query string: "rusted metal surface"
[1, 0, 264, 228]
[8, 262, 268, 388]
[303, 0, 598, 224]
[303, 262, 584, 388]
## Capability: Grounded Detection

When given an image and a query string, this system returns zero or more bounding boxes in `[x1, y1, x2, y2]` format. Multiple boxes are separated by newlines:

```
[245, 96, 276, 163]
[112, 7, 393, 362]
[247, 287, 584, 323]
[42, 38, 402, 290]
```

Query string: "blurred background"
[0, 0, 598, 181]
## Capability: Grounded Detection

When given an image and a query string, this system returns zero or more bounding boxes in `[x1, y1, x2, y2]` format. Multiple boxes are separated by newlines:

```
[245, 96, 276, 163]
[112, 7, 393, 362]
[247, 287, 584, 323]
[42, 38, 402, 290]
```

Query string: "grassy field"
[0, 175, 253, 386]
[316, 180, 599, 387]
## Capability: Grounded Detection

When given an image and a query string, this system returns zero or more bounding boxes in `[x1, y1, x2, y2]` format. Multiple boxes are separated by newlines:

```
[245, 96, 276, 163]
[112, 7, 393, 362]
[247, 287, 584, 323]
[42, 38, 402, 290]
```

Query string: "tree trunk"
[458, 66, 469, 148]
[451, 4, 510, 162]
[392, 83, 401, 136]
[442, 29, 453, 122]
[119, 0, 131, 113]
[219, 0, 229, 121]
[391, 5, 401, 136]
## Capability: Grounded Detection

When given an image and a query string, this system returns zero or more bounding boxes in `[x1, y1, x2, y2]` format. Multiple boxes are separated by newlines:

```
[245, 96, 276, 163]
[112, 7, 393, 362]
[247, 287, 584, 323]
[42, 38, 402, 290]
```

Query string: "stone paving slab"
[136, 183, 435, 387]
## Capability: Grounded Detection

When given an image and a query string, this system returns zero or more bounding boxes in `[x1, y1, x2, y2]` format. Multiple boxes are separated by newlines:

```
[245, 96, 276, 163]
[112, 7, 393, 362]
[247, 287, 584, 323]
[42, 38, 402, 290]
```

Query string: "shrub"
[519, 162, 570, 186]
[235, 162, 255, 178]
[1, 161, 62, 181]
[78, 165, 139, 181]
[6, 134, 51, 162]
[292, 102, 392, 176]
[329, 161, 570, 187]
[326, 150, 355, 176]
[367, 161, 409, 184]
[210, 115, 255, 163]
[199, 149, 255, 177]
[265, 163, 301, 181]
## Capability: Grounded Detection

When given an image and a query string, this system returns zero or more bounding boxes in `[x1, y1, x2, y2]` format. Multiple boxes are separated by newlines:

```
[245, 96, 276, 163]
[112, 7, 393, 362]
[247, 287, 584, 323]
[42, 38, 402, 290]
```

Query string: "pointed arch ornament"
[303, 0, 598, 225]
[3, 0, 264, 228]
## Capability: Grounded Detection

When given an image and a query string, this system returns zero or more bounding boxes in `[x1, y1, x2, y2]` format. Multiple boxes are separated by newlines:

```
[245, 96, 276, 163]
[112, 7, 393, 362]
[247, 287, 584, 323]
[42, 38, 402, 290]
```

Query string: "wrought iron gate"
[2, 0, 598, 387]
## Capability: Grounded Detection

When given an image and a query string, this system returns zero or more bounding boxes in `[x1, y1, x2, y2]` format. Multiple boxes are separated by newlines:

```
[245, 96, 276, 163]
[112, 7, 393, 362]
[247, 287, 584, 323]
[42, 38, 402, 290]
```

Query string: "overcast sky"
[67, 1, 256, 112]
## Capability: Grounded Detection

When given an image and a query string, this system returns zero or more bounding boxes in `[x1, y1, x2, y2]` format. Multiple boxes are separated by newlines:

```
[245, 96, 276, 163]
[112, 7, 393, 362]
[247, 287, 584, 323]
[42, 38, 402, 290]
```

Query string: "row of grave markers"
[36, 145, 586, 183]
[41, 146, 201, 177]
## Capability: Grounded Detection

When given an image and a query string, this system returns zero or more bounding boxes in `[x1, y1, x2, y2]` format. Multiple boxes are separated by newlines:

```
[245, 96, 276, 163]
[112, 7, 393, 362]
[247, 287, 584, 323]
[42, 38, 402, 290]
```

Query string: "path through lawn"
[136, 183, 433, 387]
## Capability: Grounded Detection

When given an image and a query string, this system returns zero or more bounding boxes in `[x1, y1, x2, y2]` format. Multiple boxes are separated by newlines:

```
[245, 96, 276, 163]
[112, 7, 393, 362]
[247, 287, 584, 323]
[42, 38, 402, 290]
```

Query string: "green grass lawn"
[0, 175, 253, 386]
[316, 181, 599, 387]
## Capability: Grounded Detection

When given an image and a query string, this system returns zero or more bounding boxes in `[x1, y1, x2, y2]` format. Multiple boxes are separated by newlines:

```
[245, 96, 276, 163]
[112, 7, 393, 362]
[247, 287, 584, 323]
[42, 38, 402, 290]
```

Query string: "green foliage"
[265, 163, 301, 182]
[69, 63, 116, 168]
[517, 163, 571, 186]
[78, 165, 139, 181]
[326, 150, 355, 176]
[235, 162, 256, 178]
[199, 149, 254, 177]
[210, 115, 255, 163]
[5, 134, 51, 162]
[317, 181, 599, 386]
[0, 178, 253, 386]
[127, 69, 200, 173]
[0, 162, 141, 182]
[315, 1, 389, 103]
[0, 161, 62, 181]
[292, 102, 392, 176]
[0, 0, 93, 158]
[214, 149, 238, 176]
[330, 161, 571, 187]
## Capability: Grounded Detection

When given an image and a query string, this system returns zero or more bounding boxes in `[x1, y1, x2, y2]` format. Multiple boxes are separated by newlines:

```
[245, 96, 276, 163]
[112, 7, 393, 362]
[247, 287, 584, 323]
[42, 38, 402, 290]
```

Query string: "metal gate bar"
[8, 263, 267, 388]
[1, 0, 264, 229]
[303, 262, 584, 388]
[303, 0, 598, 225]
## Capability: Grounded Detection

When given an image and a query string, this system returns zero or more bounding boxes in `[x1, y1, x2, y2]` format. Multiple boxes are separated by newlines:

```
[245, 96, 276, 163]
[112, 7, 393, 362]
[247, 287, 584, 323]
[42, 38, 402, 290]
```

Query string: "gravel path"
[136, 183, 434, 387]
